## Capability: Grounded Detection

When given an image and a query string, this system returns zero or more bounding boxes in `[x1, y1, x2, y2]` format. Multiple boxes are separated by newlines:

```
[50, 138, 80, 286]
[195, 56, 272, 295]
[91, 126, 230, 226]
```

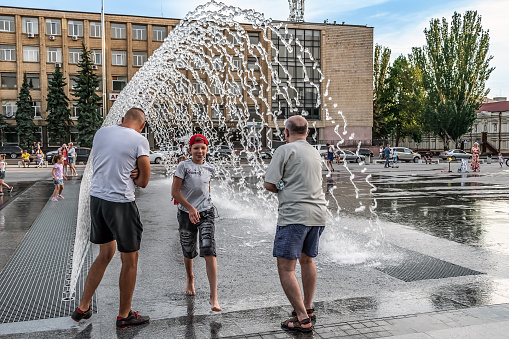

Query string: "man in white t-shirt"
[264, 115, 326, 333]
[71, 108, 151, 330]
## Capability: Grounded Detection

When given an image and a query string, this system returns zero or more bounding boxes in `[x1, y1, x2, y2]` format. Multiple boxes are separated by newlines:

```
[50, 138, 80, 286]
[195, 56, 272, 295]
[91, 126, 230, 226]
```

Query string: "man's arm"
[133, 155, 150, 188]
[264, 181, 278, 193]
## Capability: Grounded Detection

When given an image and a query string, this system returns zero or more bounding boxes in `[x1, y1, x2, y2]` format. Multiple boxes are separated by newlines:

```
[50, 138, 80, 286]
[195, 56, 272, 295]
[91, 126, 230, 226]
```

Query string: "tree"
[15, 74, 36, 150]
[373, 44, 391, 139]
[412, 11, 494, 149]
[381, 55, 424, 146]
[74, 43, 102, 147]
[46, 65, 73, 145]
[0, 114, 8, 145]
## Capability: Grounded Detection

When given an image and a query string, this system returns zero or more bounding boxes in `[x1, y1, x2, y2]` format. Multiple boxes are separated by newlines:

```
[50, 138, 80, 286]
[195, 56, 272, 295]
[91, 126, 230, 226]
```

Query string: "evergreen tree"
[412, 11, 494, 149]
[74, 43, 102, 147]
[15, 74, 36, 150]
[373, 44, 391, 139]
[0, 114, 8, 145]
[46, 65, 72, 145]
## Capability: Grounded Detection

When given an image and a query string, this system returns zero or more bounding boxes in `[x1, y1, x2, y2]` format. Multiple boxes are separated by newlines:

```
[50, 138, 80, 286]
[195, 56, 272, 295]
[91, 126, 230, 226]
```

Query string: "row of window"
[0, 16, 168, 41]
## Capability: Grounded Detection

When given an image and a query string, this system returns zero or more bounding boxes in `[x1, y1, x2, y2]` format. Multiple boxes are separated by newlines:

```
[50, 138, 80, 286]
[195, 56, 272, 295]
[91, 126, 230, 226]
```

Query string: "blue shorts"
[53, 178, 63, 185]
[68, 157, 75, 164]
[273, 224, 325, 259]
[327, 152, 334, 161]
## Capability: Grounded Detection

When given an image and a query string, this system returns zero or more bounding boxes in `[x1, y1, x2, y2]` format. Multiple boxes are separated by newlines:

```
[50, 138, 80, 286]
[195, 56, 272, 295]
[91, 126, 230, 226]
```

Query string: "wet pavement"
[0, 162, 509, 338]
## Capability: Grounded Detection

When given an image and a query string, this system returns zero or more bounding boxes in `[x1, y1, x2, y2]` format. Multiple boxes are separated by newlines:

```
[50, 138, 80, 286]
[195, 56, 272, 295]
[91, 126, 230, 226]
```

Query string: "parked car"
[208, 145, 233, 160]
[0, 145, 23, 159]
[390, 147, 421, 163]
[148, 150, 164, 164]
[337, 149, 365, 163]
[312, 144, 329, 157]
[439, 149, 472, 161]
[45, 147, 91, 163]
[357, 148, 374, 158]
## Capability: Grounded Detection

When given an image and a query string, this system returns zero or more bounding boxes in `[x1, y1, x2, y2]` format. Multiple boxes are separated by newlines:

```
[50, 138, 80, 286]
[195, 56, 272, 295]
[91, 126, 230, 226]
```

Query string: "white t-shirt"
[174, 159, 215, 213]
[265, 140, 327, 226]
[90, 125, 150, 203]
[0, 161, 5, 173]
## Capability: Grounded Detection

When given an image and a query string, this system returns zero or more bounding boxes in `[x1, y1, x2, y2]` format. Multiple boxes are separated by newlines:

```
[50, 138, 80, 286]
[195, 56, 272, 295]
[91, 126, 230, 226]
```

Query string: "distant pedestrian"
[67, 143, 77, 176]
[326, 143, 334, 171]
[21, 150, 30, 168]
[392, 149, 398, 167]
[51, 154, 66, 201]
[0, 154, 13, 195]
[379, 145, 383, 159]
[384, 145, 391, 168]
[498, 153, 504, 168]
[424, 151, 431, 164]
[37, 150, 44, 168]
[61, 144, 69, 176]
[471, 142, 480, 172]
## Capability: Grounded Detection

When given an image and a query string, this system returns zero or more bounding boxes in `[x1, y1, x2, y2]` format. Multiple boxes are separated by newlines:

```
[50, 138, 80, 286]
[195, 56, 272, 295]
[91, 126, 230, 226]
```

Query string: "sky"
[5, 0, 508, 98]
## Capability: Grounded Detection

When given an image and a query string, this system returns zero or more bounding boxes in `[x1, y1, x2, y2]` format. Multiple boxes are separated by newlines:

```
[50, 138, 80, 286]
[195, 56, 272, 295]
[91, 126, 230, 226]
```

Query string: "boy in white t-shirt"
[171, 134, 221, 312]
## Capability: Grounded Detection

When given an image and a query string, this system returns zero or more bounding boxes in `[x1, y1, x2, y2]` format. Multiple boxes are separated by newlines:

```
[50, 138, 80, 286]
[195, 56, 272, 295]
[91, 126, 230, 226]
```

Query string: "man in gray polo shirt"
[264, 115, 327, 333]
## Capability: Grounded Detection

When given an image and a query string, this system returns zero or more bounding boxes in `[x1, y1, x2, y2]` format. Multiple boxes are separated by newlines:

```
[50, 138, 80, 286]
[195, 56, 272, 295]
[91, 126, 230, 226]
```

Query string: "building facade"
[0, 6, 373, 150]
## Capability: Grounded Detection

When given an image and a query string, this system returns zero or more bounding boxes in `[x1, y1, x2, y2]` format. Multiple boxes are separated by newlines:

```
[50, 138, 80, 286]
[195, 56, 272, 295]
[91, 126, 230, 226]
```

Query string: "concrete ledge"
[17, 160, 48, 168]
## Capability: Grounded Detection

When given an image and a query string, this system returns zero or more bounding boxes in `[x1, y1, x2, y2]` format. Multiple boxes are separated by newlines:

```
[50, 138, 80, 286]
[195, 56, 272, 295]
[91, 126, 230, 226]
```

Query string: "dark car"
[0, 145, 23, 159]
[46, 147, 91, 163]
[357, 148, 374, 158]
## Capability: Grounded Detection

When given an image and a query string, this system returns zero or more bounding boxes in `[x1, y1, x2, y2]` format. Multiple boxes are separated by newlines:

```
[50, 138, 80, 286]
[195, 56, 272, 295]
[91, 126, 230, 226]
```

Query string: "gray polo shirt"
[175, 159, 215, 213]
[265, 139, 327, 226]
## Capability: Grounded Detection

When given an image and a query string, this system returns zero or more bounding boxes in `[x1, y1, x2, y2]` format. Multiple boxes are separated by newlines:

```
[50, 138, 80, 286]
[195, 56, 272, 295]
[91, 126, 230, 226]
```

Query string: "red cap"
[189, 134, 208, 147]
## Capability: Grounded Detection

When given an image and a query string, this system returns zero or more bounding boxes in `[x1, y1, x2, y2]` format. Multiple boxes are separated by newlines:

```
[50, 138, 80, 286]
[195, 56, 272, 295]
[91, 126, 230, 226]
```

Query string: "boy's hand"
[130, 168, 139, 179]
[188, 207, 200, 224]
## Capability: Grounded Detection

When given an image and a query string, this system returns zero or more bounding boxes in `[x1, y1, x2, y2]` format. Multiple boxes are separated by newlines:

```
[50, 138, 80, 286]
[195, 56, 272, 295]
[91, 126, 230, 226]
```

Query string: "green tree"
[373, 44, 391, 139]
[46, 65, 72, 145]
[15, 74, 36, 150]
[412, 11, 494, 149]
[74, 43, 102, 147]
[0, 114, 8, 145]
[381, 55, 424, 146]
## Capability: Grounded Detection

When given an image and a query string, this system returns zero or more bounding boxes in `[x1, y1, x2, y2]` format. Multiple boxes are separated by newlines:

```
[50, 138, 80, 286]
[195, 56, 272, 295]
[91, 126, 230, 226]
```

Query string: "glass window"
[111, 23, 126, 39]
[32, 101, 41, 118]
[112, 50, 126, 66]
[90, 22, 101, 38]
[23, 46, 39, 62]
[26, 73, 40, 89]
[22, 17, 38, 34]
[133, 51, 147, 67]
[71, 103, 80, 118]
[231, 57, 241, 70]
[47, 74, 53, 86]
[132, 25, 147, 40]
[211, 80, 223, 95]
[212, 56, 223, 71]
[193, 80, 205, 94]
[46, 47, 62, 63]
[68, 20, 83, 37]
[1, 73, 16, 89]
[211, 105, 223, 120]
[230, 81, 242, 96]
[0, 16, 15, 32]
[69, 75, 79, 90]
[2, 101, 17, 117]
[193, 57, 205, 69]
[248, 57, 259, 71]
[69, 48, 82, 64]
[46, 19, 61, 35]
[248, 32, 259, 45]
[0, 45, 15, 61]
[91, 50, 102, 65]
[112, 76, 127, 91]
[153, 26, 166, 41]
[229, 32, 241, 45]
[192, 104, 207, 120]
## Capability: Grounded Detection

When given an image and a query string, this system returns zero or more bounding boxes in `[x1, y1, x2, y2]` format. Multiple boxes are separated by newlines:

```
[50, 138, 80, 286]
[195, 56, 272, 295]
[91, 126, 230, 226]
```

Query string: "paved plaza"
[0, 161, 509, 338]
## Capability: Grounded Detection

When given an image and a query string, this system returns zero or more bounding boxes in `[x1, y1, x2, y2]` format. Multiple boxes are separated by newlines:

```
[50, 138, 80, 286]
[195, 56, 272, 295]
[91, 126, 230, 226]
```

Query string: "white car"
[148, 150, 164, 164]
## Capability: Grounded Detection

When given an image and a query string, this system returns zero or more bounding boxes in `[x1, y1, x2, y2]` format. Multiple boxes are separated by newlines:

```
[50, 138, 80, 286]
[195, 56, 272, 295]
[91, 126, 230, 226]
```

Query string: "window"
[69, 48, 82, 64]
[46, 47, 62, 63]
[248, 106, 260, 121]
[153, 26, 166, 41]
[193, 57, 205, 69]
[69, 75, 79, 90]
[71, 103, 80, 118]
[211, 105, 223, 120]
[2, 101, 17, 117]
[229, 32, 241, 45]
[132, 25, 147, 40]
[192, 105, 207, 120]
[0, 16, 15, 32]
[68, 20, 83, 37]
[112, 76, 127, 91]
[229, 105, 242, 121]
[212, 56, 223, 71]
[1, 73, 16, 89]
[193, 80, 205, 94]
[248, 32, 259, 45]
[133, 51, 147, 67]
[248, 57, 259, 71]
[211, 80, 223, 95]
[249, 81, 260, 96]
[111, 23, 126, 39]
[90, 22, 101, 38]
[91, 50, 102, 65]
[32, 101, 41, 118]
[231, 57, 241, 70]
[22, 17, 38, 34]
[23, 46, 39, 62]
[26, 73, 40, 89]
[70, 127, 79, 142]
[230, 81, 242, 96]
[112, 51, 126, 66]
[174, 79, 185, 94]
[0, 45, 15, 61]
[46, 19, 61, 35]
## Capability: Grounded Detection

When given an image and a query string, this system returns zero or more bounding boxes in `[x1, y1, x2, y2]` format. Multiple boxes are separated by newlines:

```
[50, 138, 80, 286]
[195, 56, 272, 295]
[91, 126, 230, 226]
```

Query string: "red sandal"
[281, 317, 313, 333]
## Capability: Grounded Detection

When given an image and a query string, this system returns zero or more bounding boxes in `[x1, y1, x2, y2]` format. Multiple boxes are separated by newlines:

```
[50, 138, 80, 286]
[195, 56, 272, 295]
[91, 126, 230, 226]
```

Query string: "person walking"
[71, 108, 151, 330]
[379, 145, 383, 159]
[0, 155, 13, 195]
[50, 154, 66, 201]
[61, 144, 69, 176]
[326, 143, 334, 172]
[498, 153, 504, 168]
[471, 142, 480, 172]
[392, 149, 398, 168]
[384, 145, 391, 168]
[264, 116, 327, 333]
[67, 143, 77, 176]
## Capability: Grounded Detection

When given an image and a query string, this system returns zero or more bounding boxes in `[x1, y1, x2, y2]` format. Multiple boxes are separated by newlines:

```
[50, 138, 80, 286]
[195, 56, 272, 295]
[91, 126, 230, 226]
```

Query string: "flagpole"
[101, 0, 106, 119]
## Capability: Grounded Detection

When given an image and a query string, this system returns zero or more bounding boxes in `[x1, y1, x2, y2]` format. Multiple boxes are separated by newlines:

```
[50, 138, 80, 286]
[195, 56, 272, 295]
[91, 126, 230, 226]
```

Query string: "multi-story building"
[0, 6, 373, 150]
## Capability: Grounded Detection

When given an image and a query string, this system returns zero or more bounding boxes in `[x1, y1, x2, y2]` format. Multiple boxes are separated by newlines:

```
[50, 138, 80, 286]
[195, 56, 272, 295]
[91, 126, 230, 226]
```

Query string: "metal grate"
[375, 248, 484, 282]
[0, 182, 96, 323]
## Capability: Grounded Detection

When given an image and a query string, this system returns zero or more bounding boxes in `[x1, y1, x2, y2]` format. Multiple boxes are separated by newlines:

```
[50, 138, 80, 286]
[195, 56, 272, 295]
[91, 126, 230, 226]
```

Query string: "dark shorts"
[327, 152, 334, 161]
[90, 196, 143, 253]
[177, 207, 216, 259]
[68, 157, 75, 164]
[53, 178, 63, 185]
[273, 224, 325, 259]
[0, 172, 5, 180]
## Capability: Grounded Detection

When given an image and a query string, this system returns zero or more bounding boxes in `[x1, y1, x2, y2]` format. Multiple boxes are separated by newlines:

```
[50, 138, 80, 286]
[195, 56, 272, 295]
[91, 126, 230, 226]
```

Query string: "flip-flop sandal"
[281, 317, 313, 333]
[291, 308, 316, 321]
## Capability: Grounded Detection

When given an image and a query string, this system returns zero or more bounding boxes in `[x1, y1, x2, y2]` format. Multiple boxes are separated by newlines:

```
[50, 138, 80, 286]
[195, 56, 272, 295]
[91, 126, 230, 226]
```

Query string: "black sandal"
[281, 317, 313, 333]
[291, 308, 316, 321]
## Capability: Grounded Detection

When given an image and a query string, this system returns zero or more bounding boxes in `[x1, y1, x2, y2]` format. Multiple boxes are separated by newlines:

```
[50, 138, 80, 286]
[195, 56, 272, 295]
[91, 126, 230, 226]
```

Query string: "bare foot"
[185, 278, 195, 296]
[210, 298, 222, 312]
